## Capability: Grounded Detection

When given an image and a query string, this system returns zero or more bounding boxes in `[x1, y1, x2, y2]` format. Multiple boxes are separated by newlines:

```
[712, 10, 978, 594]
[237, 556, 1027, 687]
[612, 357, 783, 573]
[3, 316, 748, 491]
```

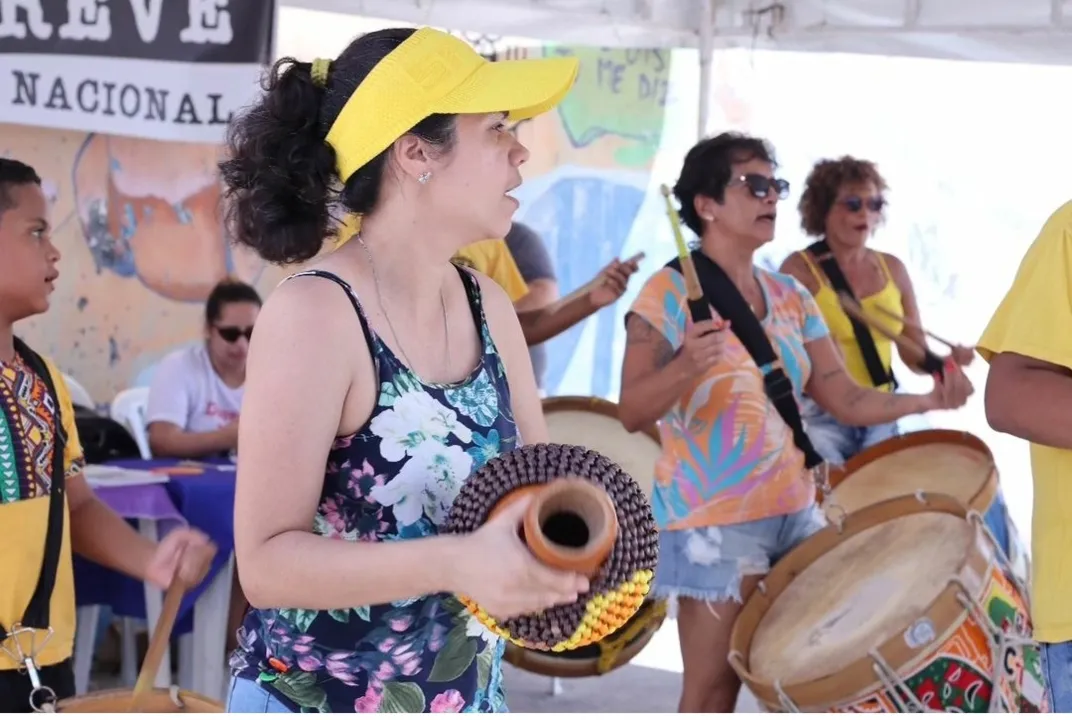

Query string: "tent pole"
[697, 0, 714, 139]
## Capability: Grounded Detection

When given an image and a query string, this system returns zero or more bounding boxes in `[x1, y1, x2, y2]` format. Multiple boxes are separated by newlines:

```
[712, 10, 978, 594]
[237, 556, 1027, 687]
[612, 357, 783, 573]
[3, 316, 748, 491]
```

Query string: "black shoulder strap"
[665, 253, 825, 470]
[0, 339, 67, 640]
[806, 240, 897, 390]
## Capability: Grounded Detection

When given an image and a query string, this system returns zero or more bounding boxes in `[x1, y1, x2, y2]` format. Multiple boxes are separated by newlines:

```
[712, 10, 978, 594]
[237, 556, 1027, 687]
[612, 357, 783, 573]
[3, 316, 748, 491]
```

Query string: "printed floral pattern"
[231, 268, 518, 713]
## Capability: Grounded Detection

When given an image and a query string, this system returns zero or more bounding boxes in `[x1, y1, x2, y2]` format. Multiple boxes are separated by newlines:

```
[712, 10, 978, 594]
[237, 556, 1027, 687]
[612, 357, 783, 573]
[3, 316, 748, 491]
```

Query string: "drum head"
[749, 509, 973, 686]
[825, 430, 996, 516]
[543, 396, 660, 498]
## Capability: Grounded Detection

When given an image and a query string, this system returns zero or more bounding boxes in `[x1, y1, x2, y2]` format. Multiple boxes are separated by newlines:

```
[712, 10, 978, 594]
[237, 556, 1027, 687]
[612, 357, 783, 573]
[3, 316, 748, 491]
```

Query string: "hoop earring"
[418, 171, 432, 184]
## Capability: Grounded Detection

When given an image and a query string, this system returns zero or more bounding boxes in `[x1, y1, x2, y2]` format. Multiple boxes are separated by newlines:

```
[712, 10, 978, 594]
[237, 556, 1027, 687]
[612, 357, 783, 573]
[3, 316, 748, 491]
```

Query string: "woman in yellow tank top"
[779, 156, 974, 464]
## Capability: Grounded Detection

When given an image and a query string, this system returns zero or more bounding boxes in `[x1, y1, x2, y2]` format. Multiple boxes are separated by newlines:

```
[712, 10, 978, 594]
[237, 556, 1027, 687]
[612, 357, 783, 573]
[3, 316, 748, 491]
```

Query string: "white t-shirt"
[146, 343, 243, 433]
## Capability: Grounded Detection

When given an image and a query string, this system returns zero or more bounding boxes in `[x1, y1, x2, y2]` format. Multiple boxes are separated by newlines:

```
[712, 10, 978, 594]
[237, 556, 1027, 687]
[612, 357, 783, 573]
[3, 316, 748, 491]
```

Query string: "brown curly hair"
[798, 156, 888, 238]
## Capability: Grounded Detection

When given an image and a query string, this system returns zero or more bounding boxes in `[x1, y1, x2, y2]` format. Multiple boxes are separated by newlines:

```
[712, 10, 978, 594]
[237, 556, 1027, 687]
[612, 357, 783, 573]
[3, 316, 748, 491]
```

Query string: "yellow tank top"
[798, 250, 904, 392]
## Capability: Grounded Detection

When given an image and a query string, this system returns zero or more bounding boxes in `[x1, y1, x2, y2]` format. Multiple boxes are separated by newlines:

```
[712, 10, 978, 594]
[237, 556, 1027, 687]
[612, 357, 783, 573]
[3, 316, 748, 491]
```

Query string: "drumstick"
[868, 303, 975, 353]
[659, 184, 713, 323]
[837, 292, 946, 377]
[129, 576, 187, 711]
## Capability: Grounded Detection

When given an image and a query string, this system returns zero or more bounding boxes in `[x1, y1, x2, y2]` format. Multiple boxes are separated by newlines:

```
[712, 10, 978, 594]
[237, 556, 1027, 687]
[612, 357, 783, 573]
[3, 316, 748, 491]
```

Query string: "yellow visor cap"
[325, 27, 580, 183]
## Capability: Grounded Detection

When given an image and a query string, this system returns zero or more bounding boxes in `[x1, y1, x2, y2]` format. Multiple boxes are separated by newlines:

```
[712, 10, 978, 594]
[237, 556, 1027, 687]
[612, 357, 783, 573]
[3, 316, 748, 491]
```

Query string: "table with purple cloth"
[74, 458, 237, 636]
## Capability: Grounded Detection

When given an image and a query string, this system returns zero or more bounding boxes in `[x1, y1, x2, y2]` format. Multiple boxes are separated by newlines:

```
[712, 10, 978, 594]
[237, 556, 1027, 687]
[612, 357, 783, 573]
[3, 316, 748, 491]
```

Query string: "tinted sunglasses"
[840, 195, 886, 213]
[731, 174, 790, 200]
[215, 325, 253, 343]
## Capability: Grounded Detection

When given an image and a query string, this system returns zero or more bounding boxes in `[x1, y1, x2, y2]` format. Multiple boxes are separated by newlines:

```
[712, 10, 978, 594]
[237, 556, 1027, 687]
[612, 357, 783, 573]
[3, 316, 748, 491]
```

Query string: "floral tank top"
[230, 266, 518, 713]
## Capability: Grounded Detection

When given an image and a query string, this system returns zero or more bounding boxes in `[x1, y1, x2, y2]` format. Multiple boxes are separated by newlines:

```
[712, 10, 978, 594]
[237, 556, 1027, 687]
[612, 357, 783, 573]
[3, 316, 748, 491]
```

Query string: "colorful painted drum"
[819, 429, 1031, 590]
[729, 493, 1045, 713]
[501, 396, 668, 677]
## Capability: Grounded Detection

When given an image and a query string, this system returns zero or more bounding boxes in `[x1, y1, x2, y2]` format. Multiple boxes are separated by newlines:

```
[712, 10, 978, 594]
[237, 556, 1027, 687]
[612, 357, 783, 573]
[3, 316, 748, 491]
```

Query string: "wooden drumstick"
[868, 303, 976, 353]
[837, 292, 946, 376]
[659, 184, 715, 324]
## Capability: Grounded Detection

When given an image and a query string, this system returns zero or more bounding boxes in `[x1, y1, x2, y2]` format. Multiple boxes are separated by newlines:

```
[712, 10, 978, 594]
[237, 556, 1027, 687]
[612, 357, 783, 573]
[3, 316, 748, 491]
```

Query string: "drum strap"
[666, 252, 824, 470]
[806, 239, 898, 390]
[0, 338, 67, 644]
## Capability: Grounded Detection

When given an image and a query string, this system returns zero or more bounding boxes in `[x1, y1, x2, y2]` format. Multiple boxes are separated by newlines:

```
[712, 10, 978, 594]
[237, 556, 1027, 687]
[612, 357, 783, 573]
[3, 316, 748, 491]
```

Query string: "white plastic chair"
[109, 387, 152, 460]
[62, 372, 94, 410]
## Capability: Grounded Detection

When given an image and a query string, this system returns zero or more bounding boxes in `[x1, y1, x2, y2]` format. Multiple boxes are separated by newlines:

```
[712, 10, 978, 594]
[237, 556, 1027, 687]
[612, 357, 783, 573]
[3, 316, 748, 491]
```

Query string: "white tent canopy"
[280, 0, 1072, 66]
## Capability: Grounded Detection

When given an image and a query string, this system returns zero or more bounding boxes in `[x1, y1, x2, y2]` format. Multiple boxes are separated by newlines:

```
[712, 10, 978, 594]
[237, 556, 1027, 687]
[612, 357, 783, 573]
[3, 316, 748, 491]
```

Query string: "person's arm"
[473, 273, 549, 444]
[978, 212, 1072, 448]
[519, 256, 641, 346]
[514, 278, 558, 313]
[233, 278, 471, 610]
[146, 353, 237, 458]
[804, 336, 932, 424]
[43, 363, 213, 587]
[985, 353, 1072, 448]
[618, 314, 701, 431]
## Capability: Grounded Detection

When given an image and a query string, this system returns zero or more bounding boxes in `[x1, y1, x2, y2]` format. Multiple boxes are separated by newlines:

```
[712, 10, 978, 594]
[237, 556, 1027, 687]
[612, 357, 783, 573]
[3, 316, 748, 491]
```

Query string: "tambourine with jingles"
[443, 442, 659, 653]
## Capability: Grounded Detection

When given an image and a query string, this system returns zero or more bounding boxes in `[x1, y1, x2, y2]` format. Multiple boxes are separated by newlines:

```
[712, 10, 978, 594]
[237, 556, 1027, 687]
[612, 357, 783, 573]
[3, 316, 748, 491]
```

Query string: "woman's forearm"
[619, 355, 694, 432]
[239, 531, 468, 611]
[71, 495, 156, 580]
[827, 384, 930, 426]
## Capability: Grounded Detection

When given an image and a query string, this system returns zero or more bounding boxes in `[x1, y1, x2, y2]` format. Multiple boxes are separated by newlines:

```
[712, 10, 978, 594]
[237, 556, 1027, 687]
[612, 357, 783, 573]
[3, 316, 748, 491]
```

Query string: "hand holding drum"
[444, 443, 659, 652]
[452, 494, 590, 619]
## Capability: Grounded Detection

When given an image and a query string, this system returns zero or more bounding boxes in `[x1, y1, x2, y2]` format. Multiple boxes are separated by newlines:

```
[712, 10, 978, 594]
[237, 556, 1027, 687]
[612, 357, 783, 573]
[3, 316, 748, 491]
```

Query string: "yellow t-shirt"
[0, 351, 85, 671]
[453, 239, 529, 302]
[977, 199, 1072, 643]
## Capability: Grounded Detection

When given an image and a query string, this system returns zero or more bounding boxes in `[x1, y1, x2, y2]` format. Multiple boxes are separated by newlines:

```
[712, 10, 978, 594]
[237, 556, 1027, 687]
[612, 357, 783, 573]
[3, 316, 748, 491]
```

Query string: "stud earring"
[418, 171, 432, 184]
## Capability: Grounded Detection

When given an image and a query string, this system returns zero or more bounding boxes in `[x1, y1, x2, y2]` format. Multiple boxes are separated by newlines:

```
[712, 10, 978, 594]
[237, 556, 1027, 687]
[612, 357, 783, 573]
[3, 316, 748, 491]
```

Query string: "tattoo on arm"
[626, 315, 675, 369]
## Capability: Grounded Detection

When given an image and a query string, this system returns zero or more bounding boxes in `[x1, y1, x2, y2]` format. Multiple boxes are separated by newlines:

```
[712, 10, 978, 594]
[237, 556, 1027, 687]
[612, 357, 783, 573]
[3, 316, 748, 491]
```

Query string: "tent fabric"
[280, 0, 1072, 66]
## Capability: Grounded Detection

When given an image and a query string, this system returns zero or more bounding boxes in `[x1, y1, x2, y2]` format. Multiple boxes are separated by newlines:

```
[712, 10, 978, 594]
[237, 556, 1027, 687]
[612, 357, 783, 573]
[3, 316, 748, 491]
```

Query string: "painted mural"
[0, 125, 288, 401]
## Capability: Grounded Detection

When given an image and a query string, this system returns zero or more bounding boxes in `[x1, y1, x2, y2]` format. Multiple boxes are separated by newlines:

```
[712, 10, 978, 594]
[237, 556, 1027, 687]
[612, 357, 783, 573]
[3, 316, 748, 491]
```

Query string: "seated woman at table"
[0, 158, 216, 713]
[146, 278, 262, 459]
[217, 27, 589, 713]
[777, 156, 974, 465]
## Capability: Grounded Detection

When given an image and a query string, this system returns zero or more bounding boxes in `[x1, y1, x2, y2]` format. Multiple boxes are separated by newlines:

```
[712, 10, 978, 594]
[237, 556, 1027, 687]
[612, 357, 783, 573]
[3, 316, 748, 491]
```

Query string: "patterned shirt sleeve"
[43, 358, 86, 478]
[786, 274, 830, 343]
[625, 267, 689, 351]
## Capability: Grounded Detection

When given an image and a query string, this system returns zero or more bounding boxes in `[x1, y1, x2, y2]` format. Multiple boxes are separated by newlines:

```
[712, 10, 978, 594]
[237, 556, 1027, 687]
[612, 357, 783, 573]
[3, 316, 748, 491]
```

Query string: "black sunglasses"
[215, 325, 253, 343]
[840, 195, 886, 213]
[732, 174, 790, 200]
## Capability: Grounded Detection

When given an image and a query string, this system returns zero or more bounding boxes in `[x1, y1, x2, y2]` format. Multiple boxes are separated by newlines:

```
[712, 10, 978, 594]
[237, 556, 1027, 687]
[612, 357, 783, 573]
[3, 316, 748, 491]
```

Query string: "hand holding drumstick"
[867, 303, 975, 367]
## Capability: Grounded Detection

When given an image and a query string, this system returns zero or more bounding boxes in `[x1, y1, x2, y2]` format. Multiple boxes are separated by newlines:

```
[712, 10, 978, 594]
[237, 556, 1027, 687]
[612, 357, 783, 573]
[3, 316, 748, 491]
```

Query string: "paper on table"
[84, 464, 169, 488]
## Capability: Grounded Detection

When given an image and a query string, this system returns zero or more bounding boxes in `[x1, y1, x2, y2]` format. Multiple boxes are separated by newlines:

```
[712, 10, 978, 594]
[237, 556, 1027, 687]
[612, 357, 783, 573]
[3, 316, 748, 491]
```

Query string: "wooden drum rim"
[542, 395, 660, 446]
[728, 492, 998, 711]
[822, 429, 1000, 514]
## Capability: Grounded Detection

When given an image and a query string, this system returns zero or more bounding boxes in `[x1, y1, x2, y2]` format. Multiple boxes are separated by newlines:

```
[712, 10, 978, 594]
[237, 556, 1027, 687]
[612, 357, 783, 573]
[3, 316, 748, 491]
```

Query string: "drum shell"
[728, 493, 1043, 713]
[819, 429, 1031, 588]
[57, 687, 222, 713]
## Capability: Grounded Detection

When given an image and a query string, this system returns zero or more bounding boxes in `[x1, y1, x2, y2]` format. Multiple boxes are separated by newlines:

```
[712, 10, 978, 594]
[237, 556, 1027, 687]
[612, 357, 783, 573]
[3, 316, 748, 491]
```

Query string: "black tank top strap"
[451, 263, 486, 335]
[283, 269, 376, 352]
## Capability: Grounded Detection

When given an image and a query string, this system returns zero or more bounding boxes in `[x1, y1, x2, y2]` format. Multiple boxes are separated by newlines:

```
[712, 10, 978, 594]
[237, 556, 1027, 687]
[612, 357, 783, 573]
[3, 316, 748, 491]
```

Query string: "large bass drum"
[502, 395, 667, 678]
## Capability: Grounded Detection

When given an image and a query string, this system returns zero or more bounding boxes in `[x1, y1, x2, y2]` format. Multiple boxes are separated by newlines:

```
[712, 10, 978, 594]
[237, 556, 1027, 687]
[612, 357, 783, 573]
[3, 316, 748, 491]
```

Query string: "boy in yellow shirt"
[978, 199, 1072, 712]
[0, 159, 216, 712]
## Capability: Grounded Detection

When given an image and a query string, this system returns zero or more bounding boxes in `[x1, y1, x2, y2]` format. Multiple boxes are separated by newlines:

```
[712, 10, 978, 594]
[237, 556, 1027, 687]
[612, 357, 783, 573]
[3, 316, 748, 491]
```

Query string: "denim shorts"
[801, 396, 899, 466]
[651, 504, 827, 609]
[1043, 640, 1072, 712]
[226, 676, 293, 713]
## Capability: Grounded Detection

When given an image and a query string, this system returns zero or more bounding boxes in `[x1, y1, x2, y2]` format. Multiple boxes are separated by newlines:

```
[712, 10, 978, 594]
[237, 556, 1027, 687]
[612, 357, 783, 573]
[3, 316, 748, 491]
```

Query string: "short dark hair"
[798, 156, 888, 238]
[205, 278, 262, 324]
[218, 28, 457, 266]
[672, 132, 778, 236]
[0, 158, 42, 219]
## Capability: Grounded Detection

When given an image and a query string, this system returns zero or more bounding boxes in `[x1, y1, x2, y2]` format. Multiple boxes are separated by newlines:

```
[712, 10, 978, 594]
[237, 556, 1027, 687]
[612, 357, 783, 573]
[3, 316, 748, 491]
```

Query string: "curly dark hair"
[798, 156, 888, 238]
[218, 28, 457, 266]
[672, 132, 778, 237]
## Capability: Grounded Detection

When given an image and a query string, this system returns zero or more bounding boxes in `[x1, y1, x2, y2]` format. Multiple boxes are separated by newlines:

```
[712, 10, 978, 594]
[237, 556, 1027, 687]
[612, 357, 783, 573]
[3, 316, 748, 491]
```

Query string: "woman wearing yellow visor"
[218, 27, 586, 713]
